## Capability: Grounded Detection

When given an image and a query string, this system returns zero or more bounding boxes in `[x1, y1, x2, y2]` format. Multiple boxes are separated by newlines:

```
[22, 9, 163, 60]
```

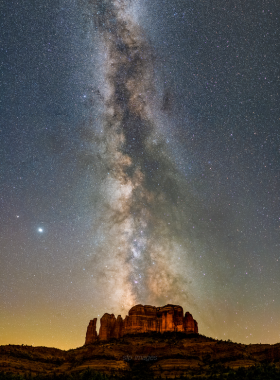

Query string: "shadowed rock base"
[85, 304, 198, 344]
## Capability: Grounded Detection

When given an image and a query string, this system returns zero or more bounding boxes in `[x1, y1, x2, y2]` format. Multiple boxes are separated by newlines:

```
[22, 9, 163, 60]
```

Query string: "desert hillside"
[1, 333, 280, 378]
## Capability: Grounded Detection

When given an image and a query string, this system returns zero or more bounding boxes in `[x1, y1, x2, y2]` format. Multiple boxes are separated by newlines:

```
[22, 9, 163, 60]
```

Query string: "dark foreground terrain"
[1, 333, 280, 379]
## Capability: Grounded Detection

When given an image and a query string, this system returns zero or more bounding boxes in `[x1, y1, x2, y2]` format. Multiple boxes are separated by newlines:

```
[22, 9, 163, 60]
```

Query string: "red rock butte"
[85, 304, 198, 344]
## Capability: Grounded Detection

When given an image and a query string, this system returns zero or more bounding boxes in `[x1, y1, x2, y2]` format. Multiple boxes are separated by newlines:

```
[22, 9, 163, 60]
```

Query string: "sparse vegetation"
[1, 336, 279, 379]
[1, 364, 280, 380]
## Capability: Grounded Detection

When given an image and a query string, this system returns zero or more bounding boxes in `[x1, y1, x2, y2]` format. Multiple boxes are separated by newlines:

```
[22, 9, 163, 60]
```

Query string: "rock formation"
[85, 304, 198, 344]
[184, 311, 198, 333]
[85, 318, 97, 345]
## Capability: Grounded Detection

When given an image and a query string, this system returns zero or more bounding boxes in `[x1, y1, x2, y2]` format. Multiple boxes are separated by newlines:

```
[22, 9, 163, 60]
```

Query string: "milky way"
[84, 0, 205, 311]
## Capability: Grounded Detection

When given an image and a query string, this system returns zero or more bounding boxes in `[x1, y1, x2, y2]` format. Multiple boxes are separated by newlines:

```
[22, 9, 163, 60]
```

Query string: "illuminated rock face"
[85, 304, 198, 344]
[99, 314, 117, 341]
[85, 318, 98, 345]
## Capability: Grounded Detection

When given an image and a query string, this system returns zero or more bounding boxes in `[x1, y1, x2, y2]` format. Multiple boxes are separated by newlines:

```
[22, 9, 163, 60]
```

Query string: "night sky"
[1, 0, 279, 350]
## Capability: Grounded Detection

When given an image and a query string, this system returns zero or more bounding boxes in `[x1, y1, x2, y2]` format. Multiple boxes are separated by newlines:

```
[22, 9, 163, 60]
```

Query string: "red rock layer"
[85, 304, 198, 344]
[85, 318, 97, 345]
[184, 311, 198, 333]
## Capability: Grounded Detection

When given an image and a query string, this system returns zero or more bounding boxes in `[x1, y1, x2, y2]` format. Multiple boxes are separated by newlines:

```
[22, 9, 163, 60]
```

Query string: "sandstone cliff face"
[85, 304, 198, 345]
[99, 314, 117, 341]
[85, 318, 97, 345]
[157, 305, 184, 333]
[184, 312, 198, 333]
[112, 315, 124, 339]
